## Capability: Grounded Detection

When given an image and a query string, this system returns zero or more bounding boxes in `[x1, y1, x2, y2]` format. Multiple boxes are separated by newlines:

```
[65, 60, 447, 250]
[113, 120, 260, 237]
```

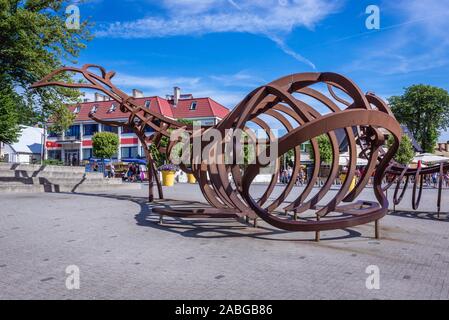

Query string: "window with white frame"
[189, 101, 197, 110]
[83, 124, 98, 136]
[103, 125, 118, 134]
[121, 147, 138, 159]
[108, 103, 116, 113]
[82, 148, 93, 160]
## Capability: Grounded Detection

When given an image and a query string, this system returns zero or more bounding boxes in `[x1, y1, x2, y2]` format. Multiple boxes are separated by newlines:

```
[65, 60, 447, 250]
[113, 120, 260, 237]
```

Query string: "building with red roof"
[45, 88, 230, 164]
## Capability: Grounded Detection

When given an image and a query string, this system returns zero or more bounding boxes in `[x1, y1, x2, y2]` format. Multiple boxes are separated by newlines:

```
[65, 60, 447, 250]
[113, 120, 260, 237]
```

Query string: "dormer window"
[144, 100, 151, 108]
[108, 103, 116, 113]
[189, 101, 197, 110]
[73, 105, 81, 114]
[91, 105, 98, 114]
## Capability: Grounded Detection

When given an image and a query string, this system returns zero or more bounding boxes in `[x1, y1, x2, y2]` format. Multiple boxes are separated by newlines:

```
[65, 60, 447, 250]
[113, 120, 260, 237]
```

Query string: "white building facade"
[2, 126, 44, 164]
[45, 88, 230, 165]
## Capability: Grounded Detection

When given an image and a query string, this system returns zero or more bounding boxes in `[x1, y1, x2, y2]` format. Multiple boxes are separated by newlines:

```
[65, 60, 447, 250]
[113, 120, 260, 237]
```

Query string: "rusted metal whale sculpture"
[34, 64, 442, 240]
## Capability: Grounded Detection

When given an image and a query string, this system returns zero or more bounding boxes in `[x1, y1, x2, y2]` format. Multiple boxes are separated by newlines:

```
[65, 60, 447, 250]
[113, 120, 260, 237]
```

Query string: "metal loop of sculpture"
[385, 161, 449, 216]
[31, 64, 444, 238]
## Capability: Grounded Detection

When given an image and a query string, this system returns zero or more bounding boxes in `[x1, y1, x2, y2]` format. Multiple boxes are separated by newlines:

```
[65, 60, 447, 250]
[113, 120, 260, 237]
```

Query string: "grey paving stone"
[0, 183, 448, 299]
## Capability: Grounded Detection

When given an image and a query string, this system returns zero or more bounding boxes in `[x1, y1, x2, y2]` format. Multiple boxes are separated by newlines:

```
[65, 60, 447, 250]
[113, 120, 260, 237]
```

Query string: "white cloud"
[97, 6, 330, 37]
[209, 70, 265, 87]
[268, 34, 316, 69]
[96, 0, 341, 68]
[342, 0, 449, 75]
[82, 71, 250, 107]
[81, 91, 96, 102]
[393, 0, 449, 44]
[112, 73, 201, 91]
[161, 0, 220, 14]
[346, 51, 449, 75]
[192, 89, 245, 107]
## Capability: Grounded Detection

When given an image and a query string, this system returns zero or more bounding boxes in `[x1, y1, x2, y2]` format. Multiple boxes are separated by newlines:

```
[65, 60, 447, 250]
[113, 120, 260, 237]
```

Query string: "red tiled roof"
[68, 96, 229, 122]
[156, 96, 174, 118]
[171, 98, 230, 119]
[207, 98, 231, 118]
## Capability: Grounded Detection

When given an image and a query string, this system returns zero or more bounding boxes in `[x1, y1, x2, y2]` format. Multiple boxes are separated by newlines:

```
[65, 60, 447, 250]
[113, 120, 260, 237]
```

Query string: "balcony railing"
[63, 135, 81, 141]
[50, 135, 81, 142]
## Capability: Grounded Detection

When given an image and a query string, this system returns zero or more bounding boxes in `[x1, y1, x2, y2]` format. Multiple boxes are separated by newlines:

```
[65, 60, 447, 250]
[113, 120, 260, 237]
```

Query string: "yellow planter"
[349, 176, 356, 192]
[340, 173, 356, 192]
[162, 170, 175, 186]
[187, 173, 196, 184]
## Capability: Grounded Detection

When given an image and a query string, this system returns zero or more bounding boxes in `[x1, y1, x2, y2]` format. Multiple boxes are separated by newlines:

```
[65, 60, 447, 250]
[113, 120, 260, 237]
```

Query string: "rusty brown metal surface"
[32, 64, 414, 236]
[385, 161, 449, 214]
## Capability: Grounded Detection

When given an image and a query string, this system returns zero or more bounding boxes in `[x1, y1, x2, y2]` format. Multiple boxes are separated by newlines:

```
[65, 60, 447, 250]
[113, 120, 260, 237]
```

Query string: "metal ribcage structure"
[188, 72, 402, 232]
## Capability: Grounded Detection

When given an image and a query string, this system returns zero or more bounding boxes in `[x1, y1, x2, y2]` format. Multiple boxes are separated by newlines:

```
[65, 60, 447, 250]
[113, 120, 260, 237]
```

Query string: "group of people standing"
[423, 172, 449, 188]
[280, 166, 307, 186]
[124, 163, 146, 182]
[91, 161, 115, 178]
[279, 166, 365, 186]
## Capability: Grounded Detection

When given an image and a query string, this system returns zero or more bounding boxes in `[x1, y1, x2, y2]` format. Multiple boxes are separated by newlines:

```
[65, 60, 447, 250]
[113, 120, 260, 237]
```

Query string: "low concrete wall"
[0, 163, 139, 193]
[0, 163, 86, 174]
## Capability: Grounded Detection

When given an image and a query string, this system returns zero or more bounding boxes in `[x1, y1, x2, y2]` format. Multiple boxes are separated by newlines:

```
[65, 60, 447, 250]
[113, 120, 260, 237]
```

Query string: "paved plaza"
[0, 183, 448, 300]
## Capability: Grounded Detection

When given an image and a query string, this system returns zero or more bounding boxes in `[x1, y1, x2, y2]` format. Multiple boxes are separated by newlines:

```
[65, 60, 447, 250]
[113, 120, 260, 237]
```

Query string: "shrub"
[43, 159, 64, 166]
[92, 132, 119, 159]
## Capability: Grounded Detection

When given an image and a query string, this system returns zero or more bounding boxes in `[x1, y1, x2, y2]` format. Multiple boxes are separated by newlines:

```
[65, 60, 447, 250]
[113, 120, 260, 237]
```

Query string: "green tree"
[149, 119, 194, 167]
[389, 85, 449, 153]
[307, 135, 333, 165]
[318, 135, 333, 165]
[0, 0, 92, 134]
[387, 134, 415, 165]
[178, 119, 194, 126]
[92, 132, 119, 160]
[0, 76, 22, 144]
[48, 105, 76, 134]
[284, 149, 294, 167]
[149, 143, 166, 167]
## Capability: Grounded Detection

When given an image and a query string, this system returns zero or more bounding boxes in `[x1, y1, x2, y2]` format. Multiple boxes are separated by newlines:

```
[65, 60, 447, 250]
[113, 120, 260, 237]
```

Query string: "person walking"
[432, 172, 438, 188]
[297, 169, 304, 186]
[110, 163, 115, 178]
[126, 163, 133, 182]
[280, 169, 287, 184]
[139, 165, 146, 182]
[71, 154, 77, 166]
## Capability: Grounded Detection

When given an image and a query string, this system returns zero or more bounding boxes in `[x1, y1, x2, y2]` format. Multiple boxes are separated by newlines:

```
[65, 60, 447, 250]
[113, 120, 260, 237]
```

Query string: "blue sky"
[73, 0, 449, 139]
